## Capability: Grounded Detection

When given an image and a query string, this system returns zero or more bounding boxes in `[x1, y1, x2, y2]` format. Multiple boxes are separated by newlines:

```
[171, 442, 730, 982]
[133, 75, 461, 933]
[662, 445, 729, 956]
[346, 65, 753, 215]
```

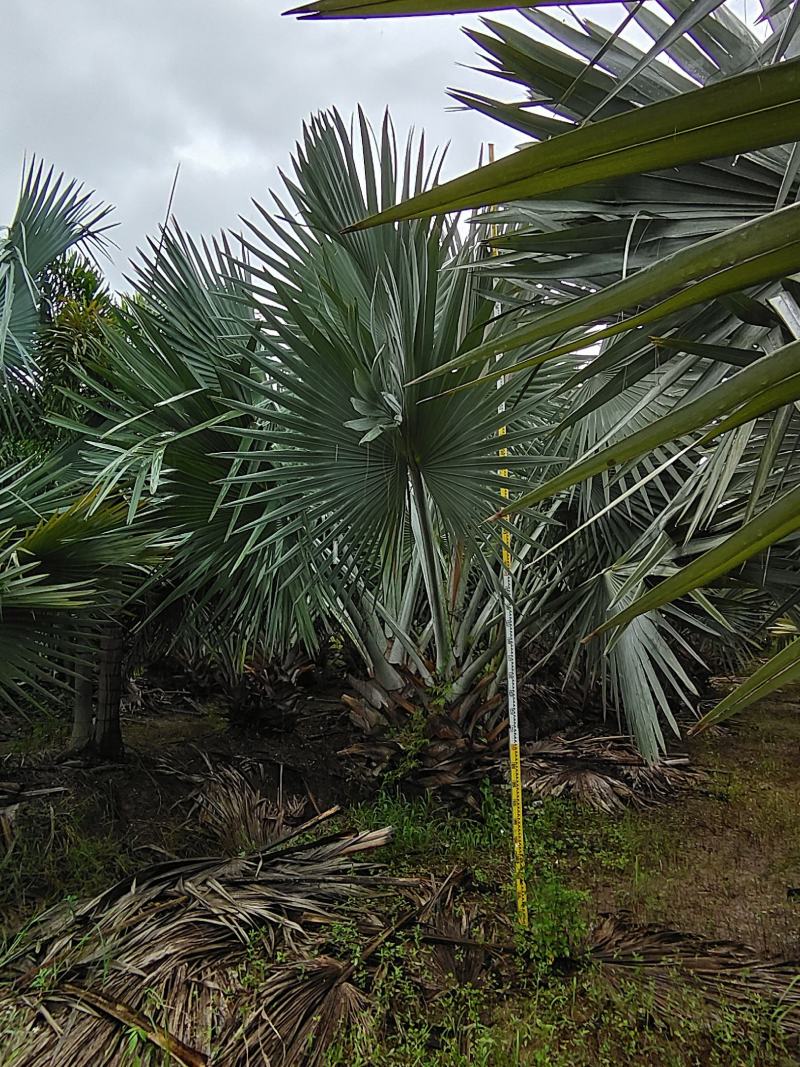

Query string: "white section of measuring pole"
[496, 392, 519, 747]
[503, 591, 519, 750]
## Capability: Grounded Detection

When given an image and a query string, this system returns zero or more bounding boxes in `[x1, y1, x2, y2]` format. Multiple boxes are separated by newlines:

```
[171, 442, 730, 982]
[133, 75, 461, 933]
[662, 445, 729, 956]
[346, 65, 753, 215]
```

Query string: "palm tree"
[0, 454, 159, 756]
[77, 114, 548, 707]
[286, 1, 800, 733]
[0, 160, 112, 441]
[36, 252, 119, 435]
[0, 164, 156, 758]
[71, 110, 720, 760]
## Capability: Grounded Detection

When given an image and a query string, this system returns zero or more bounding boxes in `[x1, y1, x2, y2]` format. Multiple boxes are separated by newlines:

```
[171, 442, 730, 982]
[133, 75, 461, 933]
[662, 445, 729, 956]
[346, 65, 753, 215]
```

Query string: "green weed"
[0, 798, 132, 923]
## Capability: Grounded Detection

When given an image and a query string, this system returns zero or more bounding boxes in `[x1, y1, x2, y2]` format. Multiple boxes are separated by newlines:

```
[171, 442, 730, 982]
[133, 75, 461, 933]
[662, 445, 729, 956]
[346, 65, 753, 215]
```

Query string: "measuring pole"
[489, 144, 528, 928]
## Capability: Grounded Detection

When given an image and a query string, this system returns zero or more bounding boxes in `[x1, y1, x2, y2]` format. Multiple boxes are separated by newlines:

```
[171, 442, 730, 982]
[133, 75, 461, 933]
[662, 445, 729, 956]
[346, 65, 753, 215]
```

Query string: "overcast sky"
[2, 0, 546, 289]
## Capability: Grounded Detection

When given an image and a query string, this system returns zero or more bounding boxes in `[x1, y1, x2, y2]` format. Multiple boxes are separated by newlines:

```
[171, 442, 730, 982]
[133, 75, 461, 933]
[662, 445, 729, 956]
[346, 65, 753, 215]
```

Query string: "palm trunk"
[95, 624, 124, 760]
[69, 655, 94, 752]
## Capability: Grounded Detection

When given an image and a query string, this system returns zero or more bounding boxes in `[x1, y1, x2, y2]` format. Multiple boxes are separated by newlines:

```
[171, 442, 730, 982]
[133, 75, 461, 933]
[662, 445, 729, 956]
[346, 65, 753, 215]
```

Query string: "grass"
[350, 780, 632, 880]
[330, 768, 797, 1067]
[0, 796, 133, 927]
[563, 709, 800, 957]
[1, 710, 68, 756]
[321, 943, 792, 1067]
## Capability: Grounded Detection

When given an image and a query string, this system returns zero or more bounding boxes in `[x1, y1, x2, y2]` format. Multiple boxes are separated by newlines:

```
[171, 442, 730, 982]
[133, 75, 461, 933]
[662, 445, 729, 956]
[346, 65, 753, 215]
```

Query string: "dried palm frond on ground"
[153, 752, 311, 854]
[215, 873, 463, 1067]
[422, 898, 495, 991]
[520, 735, 704, 814]
[590, 914, 800, 1039]
[190, 760, 307, 853]
[216, 955, 369, 1067]
[0, 784, 68, 858]
[346, 729, 703, 814]
[0, 812, 404, 1067]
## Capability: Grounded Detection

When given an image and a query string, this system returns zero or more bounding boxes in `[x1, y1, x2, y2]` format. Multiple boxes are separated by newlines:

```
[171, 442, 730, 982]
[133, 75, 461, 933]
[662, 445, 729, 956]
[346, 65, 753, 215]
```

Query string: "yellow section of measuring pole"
[489, 144, 528, 928]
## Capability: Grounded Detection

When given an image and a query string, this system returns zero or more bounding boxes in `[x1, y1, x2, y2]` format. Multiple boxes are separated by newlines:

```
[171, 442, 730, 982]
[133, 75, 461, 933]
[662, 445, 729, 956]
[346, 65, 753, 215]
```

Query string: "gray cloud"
[4, 0, 524, 289]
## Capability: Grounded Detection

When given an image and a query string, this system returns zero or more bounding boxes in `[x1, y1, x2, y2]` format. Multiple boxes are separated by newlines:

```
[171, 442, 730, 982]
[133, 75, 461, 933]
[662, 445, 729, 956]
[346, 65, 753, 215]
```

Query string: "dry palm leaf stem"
[59, 983, 208, 1067]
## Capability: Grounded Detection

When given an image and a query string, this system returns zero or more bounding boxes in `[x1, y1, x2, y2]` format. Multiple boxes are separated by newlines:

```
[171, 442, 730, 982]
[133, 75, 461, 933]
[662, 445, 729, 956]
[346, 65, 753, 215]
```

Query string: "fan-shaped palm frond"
[0, 454, 159, 709]
[0, 160, 113, 429]
[78, 111, 573, 699]
[228, 110, 576, 680]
